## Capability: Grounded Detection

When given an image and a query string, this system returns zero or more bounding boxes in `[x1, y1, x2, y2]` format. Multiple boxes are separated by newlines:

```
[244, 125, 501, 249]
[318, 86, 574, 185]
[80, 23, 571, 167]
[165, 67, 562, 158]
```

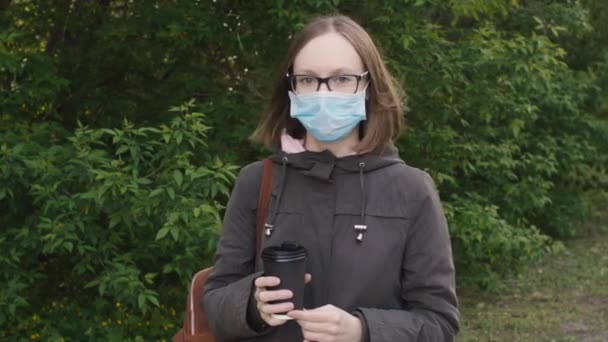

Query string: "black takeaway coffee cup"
[261, 241, 307, 320]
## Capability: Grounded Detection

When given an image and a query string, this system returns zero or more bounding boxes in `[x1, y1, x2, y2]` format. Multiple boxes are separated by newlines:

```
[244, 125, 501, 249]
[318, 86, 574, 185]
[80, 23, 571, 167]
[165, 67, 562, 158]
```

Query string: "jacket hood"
[269, 145, 404, 182]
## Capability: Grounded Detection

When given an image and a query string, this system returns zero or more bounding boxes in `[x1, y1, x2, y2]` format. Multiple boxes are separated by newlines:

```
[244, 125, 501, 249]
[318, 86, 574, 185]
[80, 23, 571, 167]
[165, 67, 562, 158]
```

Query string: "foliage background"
[0, 0, 606, 340]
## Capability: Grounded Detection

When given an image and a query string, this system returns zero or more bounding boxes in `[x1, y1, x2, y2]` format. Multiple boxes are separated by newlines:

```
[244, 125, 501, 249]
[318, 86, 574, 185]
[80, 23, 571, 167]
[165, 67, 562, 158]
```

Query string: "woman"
[203, 15, 459, 341]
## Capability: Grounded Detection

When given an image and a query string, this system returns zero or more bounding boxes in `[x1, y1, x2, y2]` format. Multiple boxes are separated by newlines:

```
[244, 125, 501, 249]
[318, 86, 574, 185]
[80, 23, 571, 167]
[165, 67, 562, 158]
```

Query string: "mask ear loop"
[362, 78, 370, 100]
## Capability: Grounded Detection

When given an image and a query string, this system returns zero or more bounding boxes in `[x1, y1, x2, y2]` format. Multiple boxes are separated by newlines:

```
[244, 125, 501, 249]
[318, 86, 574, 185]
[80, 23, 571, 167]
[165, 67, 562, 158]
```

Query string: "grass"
[458, 193, 608, 341]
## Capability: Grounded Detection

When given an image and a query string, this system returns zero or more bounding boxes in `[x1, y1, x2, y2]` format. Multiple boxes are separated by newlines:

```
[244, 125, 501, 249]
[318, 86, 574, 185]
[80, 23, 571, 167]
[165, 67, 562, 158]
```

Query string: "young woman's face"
[292, 32, 366, 92]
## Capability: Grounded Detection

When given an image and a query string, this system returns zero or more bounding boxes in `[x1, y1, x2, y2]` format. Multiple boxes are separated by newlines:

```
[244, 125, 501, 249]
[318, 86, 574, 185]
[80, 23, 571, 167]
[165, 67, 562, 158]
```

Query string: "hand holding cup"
[255, 241, 309, 326]
[254, 274, 312, 326]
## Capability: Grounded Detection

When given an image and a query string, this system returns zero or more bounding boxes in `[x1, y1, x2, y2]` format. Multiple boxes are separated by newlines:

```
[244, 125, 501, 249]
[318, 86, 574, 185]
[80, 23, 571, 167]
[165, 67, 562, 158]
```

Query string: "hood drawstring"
[354, 162, 368, 242]
[265, 156, 289, 237]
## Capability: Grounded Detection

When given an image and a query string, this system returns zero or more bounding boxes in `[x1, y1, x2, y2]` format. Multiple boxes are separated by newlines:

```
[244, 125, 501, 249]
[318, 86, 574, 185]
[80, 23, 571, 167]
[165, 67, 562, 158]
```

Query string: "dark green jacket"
[203, 146, 459, 341]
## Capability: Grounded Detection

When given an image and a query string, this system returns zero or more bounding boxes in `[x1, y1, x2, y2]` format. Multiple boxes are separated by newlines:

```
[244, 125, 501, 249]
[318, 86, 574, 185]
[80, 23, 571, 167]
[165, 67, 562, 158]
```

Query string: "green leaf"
[149, 188, 164, 198]
[144, 273, 157, 284]
[166, 187, 175, 200]
[109, 216, 121, 228]
[137, 178, 152, 185]
[115, 145, 129, 155]
[84, 279, 99, 289]
[170, 227, 179, 241]
[156, 227, 169, 240]
[138, 293, 146, 310]
[173, 170, 183, 187]
[201, 204, 216, 214]
[147, 295, 160, 307]
[162, 131, 172, 143]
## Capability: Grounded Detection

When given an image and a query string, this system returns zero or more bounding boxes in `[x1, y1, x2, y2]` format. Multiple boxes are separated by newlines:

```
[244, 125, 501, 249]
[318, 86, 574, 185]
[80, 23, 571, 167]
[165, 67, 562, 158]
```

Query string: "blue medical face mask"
[288, 90, 367, 143]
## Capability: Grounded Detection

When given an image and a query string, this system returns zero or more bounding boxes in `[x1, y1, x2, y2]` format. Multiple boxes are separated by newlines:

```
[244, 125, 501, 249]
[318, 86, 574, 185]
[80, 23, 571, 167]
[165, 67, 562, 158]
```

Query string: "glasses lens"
[329, 75, 359, 93]
[292, 76, 318, 94]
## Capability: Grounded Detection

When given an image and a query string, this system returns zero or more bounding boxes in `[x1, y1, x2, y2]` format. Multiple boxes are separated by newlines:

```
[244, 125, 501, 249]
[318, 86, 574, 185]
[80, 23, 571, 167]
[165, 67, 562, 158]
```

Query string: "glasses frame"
[286, 71, 369, 94]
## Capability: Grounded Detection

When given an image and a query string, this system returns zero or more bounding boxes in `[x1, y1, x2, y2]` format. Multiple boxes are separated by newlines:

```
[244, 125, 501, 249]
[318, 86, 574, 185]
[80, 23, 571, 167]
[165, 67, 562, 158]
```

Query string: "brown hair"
[250, 15, 405, 153]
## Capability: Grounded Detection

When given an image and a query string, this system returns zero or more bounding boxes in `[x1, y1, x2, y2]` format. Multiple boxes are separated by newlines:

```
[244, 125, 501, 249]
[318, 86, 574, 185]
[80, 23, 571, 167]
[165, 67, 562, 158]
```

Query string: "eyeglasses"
[286, 71, 369, 95]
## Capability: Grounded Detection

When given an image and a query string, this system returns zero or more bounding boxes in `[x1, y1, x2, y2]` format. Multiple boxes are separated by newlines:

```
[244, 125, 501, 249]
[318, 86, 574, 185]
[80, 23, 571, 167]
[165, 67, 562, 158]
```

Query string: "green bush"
[0, 102, 237, 339]
[380, 1, 607, 282]
[445, 196, 548, 289]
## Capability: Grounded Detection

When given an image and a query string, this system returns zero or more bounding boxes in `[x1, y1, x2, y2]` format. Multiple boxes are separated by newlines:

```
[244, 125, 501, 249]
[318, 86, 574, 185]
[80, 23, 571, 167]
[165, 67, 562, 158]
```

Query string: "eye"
[297, 76, 316, 85]
[335, 76, 354, 83]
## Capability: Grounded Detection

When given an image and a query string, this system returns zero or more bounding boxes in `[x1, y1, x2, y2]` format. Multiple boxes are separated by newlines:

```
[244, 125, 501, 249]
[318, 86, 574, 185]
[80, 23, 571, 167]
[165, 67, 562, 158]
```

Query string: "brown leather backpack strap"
[255, 159, 274, 261]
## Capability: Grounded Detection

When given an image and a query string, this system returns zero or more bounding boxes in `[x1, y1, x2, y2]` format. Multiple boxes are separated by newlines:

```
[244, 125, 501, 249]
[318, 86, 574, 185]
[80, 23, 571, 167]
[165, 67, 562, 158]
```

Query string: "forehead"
[293, 32, 365, 75]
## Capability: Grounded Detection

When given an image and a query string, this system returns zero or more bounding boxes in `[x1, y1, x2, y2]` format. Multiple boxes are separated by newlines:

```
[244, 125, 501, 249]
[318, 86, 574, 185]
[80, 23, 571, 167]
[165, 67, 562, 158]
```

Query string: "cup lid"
[261, 241, 307, 262]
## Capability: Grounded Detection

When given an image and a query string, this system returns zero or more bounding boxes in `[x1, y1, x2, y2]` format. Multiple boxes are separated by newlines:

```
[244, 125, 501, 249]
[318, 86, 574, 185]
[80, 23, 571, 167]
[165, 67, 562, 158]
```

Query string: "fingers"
[288, 304, 338, 322]
[254, 276, 280, 288]
[255, 288, 293, 303]
[256, 274, 311, 287]
[258, 300, 294, 315]
[259, 311, 291, 327]
[257, 299, 293, 327]
[254, 275, 315, 328]
[254, 288, 294, 316]
[254, 276, 295, 327]
[293, 305, 360, 341]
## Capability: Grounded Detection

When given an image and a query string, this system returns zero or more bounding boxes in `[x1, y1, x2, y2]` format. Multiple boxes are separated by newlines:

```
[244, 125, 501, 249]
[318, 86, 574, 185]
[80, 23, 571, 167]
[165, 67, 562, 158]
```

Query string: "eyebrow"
[293, 68, 363, 76]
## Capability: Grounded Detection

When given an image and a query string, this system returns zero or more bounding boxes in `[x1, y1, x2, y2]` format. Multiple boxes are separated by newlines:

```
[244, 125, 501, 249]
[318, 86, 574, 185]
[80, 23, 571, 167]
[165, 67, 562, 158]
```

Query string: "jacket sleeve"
[357, 172, 459, 341]
[202, 161, 273, 340]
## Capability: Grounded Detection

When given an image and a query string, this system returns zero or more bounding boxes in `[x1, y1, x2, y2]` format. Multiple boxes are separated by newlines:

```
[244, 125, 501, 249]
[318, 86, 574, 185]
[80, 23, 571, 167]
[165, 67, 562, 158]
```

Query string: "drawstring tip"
[264, 223, 274, 237]
[354, 224, 367, 242]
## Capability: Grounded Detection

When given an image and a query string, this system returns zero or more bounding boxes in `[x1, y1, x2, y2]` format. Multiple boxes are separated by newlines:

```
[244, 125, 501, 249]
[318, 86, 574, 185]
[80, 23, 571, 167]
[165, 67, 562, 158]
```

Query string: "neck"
[304, 128, 360, 157]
